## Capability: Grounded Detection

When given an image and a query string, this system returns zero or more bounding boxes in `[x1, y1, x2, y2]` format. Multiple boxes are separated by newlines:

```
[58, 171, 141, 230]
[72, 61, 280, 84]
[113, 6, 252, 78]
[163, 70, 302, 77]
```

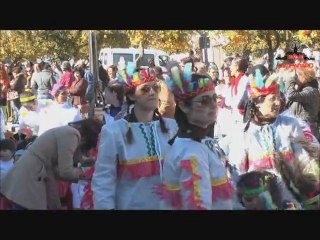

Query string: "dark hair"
[238, 171, 283, 207]
[107, 65, 118, 73]
[0, 138, 17, 153]
[182, 57, 195, 71]
[12, 66, 22, 74]
[124, 88, 168, 144]
[106, 83, 125, 105]
[38, 61, 45, 71]
[169, 99, 209, 145]
[43, 62, 51, 70]
[147, 58, 155, 68]
[54, 88, 67, 98]
[68, 118, 103, 151]
[167, 72, 214, 143]
[16, 136, 37, 150]
[74, 66, 85, 78]
[251, 64, 269, 78]
[233, 57, 248, 73]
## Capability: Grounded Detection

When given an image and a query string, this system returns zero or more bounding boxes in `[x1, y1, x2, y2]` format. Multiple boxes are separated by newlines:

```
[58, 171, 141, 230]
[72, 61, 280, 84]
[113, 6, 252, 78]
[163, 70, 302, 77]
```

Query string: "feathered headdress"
[237, 171, 279, 210]
[247, 70, 280, 99]
[165, 62, 214, 102]
[117, 61, 157, 90]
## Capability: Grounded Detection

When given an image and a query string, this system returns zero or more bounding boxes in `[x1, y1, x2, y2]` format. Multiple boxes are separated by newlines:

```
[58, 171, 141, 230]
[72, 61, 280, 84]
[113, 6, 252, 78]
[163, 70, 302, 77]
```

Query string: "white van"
[99, 47, 169, 72]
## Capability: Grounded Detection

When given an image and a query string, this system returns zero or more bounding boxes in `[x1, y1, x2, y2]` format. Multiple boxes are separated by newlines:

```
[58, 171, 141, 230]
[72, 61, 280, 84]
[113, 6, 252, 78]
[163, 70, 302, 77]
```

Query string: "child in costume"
[0, 138, 16, 210]
[102, 79, 126, 125]
[154, 62, 233, 210]
[227, 69, 319, 209]
[92, 62, 178, 210]
[18, 91, 39, 135]
[37, 83, 81, 136]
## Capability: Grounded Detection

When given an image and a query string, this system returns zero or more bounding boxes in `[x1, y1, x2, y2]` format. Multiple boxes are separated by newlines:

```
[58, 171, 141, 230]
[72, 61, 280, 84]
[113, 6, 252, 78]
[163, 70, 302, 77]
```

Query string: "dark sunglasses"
[140, 84, 161, 94]
[192, 94, 217, 106]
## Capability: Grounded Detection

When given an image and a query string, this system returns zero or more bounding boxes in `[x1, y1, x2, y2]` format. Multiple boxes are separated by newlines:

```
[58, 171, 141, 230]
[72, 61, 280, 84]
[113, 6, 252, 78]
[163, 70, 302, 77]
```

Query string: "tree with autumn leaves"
[0, 30, 194, 62]
[218, 30, 320, 71]
[1, 30, 319, 69]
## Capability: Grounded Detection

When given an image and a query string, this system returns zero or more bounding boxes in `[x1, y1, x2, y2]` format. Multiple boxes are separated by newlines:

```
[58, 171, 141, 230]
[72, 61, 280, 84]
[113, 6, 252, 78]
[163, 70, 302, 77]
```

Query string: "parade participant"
[0, 138, 16, 209]
[102, 79, 125, 125]
[37, 83, 81, 136]
[236, 171, 296, 210]
[0, 118, 102, 210]
[0, 138, 16, 181]
[92, 62, 178, 210]
[18, 91, 39, 136]
[227, 70, 319, 209]
[154, 62, 233, 210]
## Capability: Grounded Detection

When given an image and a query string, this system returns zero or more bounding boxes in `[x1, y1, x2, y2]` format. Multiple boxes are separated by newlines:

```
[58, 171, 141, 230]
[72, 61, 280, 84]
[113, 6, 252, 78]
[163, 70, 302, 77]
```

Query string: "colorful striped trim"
[153, 183, 182, 210]
[180, 157, 203, 209]
[211, 178, 228, 186]
[164, 182, 180, 191]
[175, 83, 215, 103]
[190, 157, 202, 206]
[118, 155, 158, 165]
[118, 155, 161, 179]
[211, 178, 234, 201]
[248, 150, 295, 170]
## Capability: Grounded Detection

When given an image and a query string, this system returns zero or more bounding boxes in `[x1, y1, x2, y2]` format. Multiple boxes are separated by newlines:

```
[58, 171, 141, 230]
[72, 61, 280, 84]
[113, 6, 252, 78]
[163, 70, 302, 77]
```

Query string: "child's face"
[0, 149, 14, 161]
[241, 195, 265, 210]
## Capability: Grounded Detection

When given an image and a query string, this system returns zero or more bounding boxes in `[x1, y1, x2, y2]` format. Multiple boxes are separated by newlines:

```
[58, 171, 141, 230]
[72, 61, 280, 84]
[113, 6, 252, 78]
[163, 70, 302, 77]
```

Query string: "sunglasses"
[192, 94, 217, 107]
[139, 84, 161, 94]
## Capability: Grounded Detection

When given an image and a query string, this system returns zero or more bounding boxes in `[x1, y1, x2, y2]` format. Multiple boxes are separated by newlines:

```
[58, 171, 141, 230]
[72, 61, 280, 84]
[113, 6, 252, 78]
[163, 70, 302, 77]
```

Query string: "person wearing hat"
[226, 69, 319, 209]
[92, 62, 178, 210]
[18, 91, 39, 136]
[236, 170, 297, 210]
[153, 62, 233, 210]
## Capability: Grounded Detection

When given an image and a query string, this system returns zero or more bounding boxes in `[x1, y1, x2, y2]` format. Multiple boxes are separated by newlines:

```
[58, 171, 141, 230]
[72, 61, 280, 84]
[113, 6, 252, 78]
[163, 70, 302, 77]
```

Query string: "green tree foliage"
[220, 30, 285, 70]
[96, 30, 131, 49]
[1, 30, 194, 62]
[0, 30, 89, 62]
[296, 30, 320, 50]
[126, 30, 194, 54]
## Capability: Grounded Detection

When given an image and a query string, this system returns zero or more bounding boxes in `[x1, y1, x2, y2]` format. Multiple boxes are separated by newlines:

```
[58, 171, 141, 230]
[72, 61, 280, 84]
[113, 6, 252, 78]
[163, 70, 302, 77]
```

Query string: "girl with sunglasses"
[154, 62, 234, 210]
[92, 63, 178, 210]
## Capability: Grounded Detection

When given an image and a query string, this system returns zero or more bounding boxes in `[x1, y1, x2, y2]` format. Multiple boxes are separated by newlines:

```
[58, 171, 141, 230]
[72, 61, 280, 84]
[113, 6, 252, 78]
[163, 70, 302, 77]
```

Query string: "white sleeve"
[178, 150, 212, 210]
[92, 124, 118, 209]
[0, 109, 6, 140]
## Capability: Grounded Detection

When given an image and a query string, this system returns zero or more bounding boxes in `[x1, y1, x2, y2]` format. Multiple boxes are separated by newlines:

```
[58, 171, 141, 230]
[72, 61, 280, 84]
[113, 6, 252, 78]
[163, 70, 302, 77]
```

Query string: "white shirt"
[0, 159, 14, 181]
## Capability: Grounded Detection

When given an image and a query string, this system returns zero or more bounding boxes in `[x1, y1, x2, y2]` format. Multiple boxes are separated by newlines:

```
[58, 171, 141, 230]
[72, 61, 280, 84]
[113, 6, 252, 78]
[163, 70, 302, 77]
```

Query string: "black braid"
[154, 108, 168, 133]
[125, 112, 134, 144]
